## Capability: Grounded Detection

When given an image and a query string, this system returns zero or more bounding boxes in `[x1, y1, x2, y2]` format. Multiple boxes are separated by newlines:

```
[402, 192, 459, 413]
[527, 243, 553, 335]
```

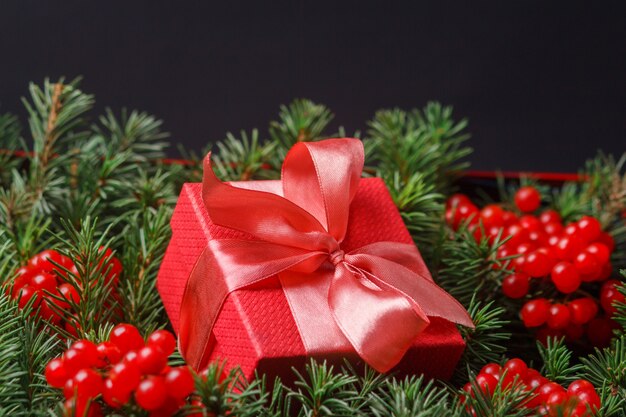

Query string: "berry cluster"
[9, 248, 121, 333]
[445, 186, 622, 347]
[45, 324, 196, 416]
[463, 358, 601, 416]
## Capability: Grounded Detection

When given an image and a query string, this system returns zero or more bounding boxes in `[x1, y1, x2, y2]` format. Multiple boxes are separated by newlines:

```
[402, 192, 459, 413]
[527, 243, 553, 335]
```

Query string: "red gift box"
[158, 179, 465, 381]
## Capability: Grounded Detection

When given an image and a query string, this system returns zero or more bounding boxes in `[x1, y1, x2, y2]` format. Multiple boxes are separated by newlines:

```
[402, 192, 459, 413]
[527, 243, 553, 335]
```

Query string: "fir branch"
[579, 335, 626, 415]
[269, 99, 334, 150]
[0, 293, 61, 416]
[288, 360, 360, 417]
[436, 224, 510, 307]
[23, 78, 93, 214]
[455, 298, 510, 382]
[51, 217, 118, 338]
[549, 182, 591, 224]
[368, 375, 458, 417]
[117, 205, 171, 333]
[191, 362, 268, 417]
[366, 103, 471, 194]
[211, 129, 279, 181]
[537, 337, 583, 385]
[92, 108, 169, 163]
[462, 374, 533, 417]
[382, 170, 444, 261]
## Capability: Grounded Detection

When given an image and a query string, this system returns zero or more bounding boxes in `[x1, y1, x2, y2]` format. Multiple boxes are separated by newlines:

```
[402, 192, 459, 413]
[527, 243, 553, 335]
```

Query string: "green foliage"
[269, 99, 334, 150]
[0, 293, 62, 416]
[1, 78, 625, 416]
[211, 129, 279, 181]
[579, 336, 626, 416]
[368, 375, 458, 417]
[537, 337, 583, 385]
[455, 299, 510, 382]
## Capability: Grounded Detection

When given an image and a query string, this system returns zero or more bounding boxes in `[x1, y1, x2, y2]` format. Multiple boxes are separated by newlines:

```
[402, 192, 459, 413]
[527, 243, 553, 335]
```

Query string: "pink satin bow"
[178, 138, 473, 373]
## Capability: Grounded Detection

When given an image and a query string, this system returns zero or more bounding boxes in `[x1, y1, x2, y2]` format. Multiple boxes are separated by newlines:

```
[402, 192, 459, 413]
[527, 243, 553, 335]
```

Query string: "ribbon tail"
[179, 240, 327, 370]
[345, 251, 474, 329]
[328, 264, 430, 373]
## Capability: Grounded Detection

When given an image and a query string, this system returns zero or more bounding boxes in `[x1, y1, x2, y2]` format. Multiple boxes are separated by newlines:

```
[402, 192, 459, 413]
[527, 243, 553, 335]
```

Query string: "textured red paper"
[157, 177, 465, 381]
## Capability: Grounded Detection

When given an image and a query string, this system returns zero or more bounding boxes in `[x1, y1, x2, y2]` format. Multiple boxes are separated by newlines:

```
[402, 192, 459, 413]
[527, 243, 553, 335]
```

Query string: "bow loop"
[282, 139, 364, 242]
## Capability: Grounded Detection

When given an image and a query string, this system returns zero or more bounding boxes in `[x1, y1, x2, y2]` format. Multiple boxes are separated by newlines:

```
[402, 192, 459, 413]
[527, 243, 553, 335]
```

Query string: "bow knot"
[329, 249, 345, 266]
[178, 138, 473, 374]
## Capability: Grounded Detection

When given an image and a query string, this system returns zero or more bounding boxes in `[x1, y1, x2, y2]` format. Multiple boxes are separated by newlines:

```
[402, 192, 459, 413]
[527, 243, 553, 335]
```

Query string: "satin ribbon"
[178, 138, 473, 373]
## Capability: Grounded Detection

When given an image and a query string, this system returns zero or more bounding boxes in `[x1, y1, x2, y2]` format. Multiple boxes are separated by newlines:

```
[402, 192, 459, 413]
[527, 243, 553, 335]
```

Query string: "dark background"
[1, 1, 624, 171]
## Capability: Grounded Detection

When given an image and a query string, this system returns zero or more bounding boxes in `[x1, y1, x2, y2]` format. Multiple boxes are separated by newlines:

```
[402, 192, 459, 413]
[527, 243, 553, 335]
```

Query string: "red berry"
[527, 230, 548, 247]
[539, 209, 561, 224]
[12, 267, 35, 295]
[573, 251, 601, 276]
[96, 342, 122, 367]
[505, 224, 529, 247]
[503, 358, 528, 381]
[551, 262, 581, 294]
[547, 304, 571, 330]
[136, 345, 168, 375]
[576, 389, 601, 411]
[98, 247, 123, 287]
[135, 376, 167, 411]
[71, 340, 99, 368]
[525, 369, 549, 390]
[30, 272, 57, 293]
[102, 377, 131, 408]
[29, 250, 62, 272]
[546, 391, 568, 408]
[543, 222, 564, 236]
[480, 205, 505, 229]
[567, 380, 595, 396]
[109, 361, 142, 393]
[109, 323, 144, 354]
[165, 366, 196, 400]
[597, 232, 615, 252]
[147, 330, 176, 356]
[537, 382, 566, 401]
[45, 358, 69, 388]
[15, 285, 41, 309]
[502, 273, 530, 299]
[563, 223, 579, 236]
[72, 368, 103, 400]
[479, 363, 502, 378]
[58, 283, 80, 305]
[518, 215, 541, 232]
[577, 216, 602, 242]
[515, 186, 541, 213]
[585, 243, 610, 264]
[600, 280, 625, 316]
[475, 373, 499, 395]
[446, 203, 479, 230]
[521, 298, 551, 327]
[446, 194, 472, 209]
[64, 348, 91, 378]
[501, 210, 518, 227]
[568, 298, 598, 325]
[39, 298, 62, 325]
[524, 251, 552, 277]
[554, 236, 585, 261]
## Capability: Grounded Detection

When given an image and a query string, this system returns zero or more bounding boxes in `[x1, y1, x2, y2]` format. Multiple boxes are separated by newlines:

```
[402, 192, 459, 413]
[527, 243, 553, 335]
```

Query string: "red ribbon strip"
[178, 138, 473, 373]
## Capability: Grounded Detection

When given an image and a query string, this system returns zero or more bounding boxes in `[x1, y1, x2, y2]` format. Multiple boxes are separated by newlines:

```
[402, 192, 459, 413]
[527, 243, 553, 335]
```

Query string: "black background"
[1, 1, 624, 171]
